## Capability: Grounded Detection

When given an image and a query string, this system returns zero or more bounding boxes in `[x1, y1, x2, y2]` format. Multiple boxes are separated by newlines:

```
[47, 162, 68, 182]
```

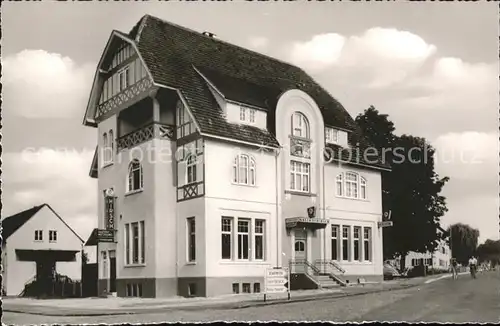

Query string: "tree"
[447, 223, 480, 265]
[356, 106, 450, 271]
[476, 239, 499, 267]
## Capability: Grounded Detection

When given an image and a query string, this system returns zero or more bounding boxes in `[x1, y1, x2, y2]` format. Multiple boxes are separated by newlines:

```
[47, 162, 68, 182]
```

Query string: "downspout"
[275, 146, 281, 268]
[322, 150, 326, 265]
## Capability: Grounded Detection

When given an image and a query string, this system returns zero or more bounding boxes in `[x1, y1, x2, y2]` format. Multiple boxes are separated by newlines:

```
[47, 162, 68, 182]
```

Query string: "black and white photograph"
[1, 1, 499, 324]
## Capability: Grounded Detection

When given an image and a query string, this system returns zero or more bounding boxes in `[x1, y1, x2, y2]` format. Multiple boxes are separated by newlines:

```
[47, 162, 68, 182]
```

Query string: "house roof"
[1, 204, 85, 243]
[103, 15, 389, 169]
[84, 228, 98, 246]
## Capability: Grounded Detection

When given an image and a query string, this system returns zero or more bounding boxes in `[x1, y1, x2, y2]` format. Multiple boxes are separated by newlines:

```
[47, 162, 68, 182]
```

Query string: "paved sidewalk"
[2, 273, 454, 317]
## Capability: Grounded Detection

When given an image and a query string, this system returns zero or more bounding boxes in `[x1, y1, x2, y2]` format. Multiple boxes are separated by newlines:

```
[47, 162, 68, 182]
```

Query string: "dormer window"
[326, 127, 339, 144]
[239, 107, 256, 124]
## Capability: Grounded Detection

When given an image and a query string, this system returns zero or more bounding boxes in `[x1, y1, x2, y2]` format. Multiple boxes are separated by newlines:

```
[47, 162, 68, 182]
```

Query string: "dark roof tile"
[1, 205, 45, 240]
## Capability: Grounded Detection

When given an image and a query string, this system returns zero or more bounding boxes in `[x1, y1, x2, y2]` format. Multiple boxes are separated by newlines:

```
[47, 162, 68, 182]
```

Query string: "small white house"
[1, 204, 84, 296]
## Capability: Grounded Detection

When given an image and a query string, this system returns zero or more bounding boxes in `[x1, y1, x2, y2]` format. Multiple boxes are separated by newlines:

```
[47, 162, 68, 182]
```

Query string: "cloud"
[288, 28, 436, 86]
[248, 36, 270, 51]
[3, 148, 97, 241]
[2, 50, 94, 118]
[289, 33, 345, 71]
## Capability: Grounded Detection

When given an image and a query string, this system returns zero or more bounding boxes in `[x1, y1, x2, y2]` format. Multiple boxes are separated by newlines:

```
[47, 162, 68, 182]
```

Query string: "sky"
[2, 2, 499, 244]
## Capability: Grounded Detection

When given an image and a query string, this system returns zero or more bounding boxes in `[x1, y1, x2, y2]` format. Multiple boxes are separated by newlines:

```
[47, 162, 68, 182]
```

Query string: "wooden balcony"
[96, 77, 154, 120]
[116, 122, 175, 151]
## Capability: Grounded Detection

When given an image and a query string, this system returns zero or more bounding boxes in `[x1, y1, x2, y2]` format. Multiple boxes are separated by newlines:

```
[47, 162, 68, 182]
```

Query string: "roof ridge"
[144, 14, 301, 72]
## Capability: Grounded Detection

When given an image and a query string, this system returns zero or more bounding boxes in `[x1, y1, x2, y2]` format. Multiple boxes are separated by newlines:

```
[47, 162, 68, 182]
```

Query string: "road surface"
[3, 271, 499, 324]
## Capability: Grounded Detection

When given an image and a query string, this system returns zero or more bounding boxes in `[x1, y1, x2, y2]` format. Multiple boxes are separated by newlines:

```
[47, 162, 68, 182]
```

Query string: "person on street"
[468, 256, 478, 279]
[450, 258, 458, 279]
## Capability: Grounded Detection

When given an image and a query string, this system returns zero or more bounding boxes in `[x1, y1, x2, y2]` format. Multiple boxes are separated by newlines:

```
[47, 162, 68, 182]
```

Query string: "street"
[3, 271, 499, 324]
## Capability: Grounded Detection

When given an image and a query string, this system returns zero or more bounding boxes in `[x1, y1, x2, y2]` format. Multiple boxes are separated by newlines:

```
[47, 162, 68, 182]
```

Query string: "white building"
[83, 15, 390, 298]
[1, 204, 84, 296]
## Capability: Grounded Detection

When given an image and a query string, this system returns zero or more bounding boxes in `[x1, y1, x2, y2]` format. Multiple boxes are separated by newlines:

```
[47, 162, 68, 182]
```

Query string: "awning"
[285, 217, 329, 230]
[16, 249, 79, 262]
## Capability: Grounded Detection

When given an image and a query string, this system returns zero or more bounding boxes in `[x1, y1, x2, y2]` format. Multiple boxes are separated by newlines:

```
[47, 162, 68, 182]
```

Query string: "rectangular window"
[254, 220, 265, 260]
[326, 128, 339, 144]
[232, 283, 240, 294]
[238, 155, 249, 184]
[239, 107, 246, 121]
[187, 217, 196, 262]
[118, 66, 130, 92]
[290, 161, 310, 192]
[188, 283, 197, 296]
[353, 227, 361, 261]
[221, 217, 232, 259]
[342, 226, 350, 261]
[331, 225, 339, 261]
[363, 227, 371, 261]
[140, 221, 145, 264]
[336, 174, 343, 196]
[125, 221, 145, 265]
[237, 219, 250, 260]
[345, 172, 358, 198]
[132, 222, 139, 264]
[125, 224, 130, 265]
[249, 109, 256, 123]
[253, 283, 261, 293]
[34, 230, 43, 241]
[49, 230, 57, 242]
[242, 283, 251, 293]
[101, 251, 108, 278]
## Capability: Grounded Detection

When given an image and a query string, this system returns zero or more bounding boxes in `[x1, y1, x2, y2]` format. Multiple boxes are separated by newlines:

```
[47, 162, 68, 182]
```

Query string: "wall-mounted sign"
[307, 206, 316, 218]
[378, 221, 393, 228]
[97, 229, 115, 243]
[383, 210, 392, 221]
[285, 217, 329, 229]
[105, 194, 115, 230]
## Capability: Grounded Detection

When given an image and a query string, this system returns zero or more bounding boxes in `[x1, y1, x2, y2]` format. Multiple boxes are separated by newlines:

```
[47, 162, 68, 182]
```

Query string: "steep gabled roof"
[84, 228, 98, 246]
[1, 204, 85, 243]
[1, 205, 45, 241]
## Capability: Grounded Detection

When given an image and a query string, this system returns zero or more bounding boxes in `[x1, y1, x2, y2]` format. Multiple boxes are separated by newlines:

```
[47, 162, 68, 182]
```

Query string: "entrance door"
[293, 229, 308, 273]
[109, 251, 117, 293]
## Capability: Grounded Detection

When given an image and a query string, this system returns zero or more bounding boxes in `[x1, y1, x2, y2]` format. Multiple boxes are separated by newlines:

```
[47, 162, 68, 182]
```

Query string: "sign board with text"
[378, 221, 393, 228]
[264, 267, 290, 300]
[97, 229, 115, 243]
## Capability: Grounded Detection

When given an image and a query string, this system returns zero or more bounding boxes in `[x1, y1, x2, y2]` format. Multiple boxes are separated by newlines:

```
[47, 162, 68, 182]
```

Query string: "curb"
[3, 284, 419, 317]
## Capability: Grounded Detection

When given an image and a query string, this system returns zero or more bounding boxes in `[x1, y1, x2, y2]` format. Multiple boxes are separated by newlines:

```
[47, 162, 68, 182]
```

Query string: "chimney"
[202, 31, 217, 38]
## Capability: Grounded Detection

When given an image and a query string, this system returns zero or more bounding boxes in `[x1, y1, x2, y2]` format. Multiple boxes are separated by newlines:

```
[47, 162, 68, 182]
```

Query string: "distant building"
[83, 14, 390, 298]
[1, 204, 84, 296]
[394, 226, 451, 271]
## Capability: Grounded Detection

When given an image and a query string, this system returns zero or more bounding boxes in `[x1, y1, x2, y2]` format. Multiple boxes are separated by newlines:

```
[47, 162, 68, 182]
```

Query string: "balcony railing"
[117, 122, 175, 151]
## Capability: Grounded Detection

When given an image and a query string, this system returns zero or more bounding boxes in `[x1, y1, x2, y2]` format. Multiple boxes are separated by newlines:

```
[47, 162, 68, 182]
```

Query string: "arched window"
[233, 154, 256, 186]
[291, 112, 310, 139]
[186, 154, 197, 184]
[360, 177, 367, 199]
[335, 173, 343, 196]
[336, 172, 367, 199]
[109, 130, 114, 159]
[294, 240, 305, 252]
[128, 159, 143, 192]
[103, 132, 108, 164]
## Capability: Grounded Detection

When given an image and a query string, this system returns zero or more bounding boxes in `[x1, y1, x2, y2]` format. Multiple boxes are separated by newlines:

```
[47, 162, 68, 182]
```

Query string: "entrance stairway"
[289, 259, 347, 290]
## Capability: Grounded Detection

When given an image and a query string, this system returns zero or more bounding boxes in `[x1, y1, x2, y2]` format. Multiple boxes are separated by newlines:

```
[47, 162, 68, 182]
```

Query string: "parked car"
[383, 263, 401, 280]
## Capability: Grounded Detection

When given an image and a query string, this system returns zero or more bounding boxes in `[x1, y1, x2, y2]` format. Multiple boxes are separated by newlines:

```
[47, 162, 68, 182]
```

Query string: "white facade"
[2, 205, 84, 296]
[403, 241, 451, 271]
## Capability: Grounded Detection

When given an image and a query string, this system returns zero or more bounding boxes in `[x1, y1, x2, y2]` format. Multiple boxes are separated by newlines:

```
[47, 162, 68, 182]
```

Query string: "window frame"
[186, 154, 198, 185]
[127, 159, 143, 194]
[118, 65, 130, 92]
[232, 154, 256, 186]
[34, 230, 43, 242]
[342, 226, 350, 261]
[254, 220, 265, 261]
[331, 225, 339, 261]
[353, 226, 361, 261]
[290, 161, 310, 193]
[335, 172, 367, 200]
[363, 227, 372, 262]
[239, 107, 256, 124]
[187, 217, 196, 262]
[291, 112, 310, 139]
[49, 230, 57, 243]
[237, 219, 250, 260]
[325, 127, 339, 144]
[124, 221, 145, 266]
[221, 217, 233, 260]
